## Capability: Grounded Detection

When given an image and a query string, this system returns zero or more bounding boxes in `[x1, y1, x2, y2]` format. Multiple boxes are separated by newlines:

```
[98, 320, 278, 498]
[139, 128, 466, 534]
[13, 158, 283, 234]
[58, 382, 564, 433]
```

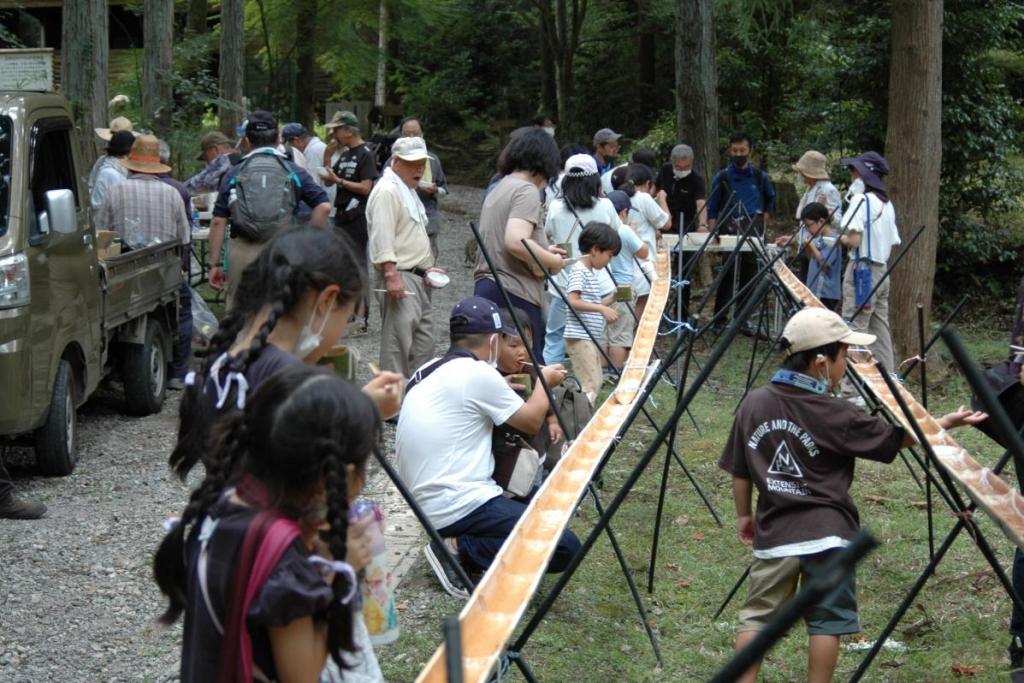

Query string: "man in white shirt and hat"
[367, 136, 447, 377]
[89, 117, 138, 210]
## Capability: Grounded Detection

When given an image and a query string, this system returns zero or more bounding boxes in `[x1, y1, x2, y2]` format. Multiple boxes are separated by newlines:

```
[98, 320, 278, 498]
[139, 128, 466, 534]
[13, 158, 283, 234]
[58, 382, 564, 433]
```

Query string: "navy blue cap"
[245, 110, 277, 134]
[281, 123, 308, 141]
[450, 297, 504, 335]
[606, 190, 632, 215]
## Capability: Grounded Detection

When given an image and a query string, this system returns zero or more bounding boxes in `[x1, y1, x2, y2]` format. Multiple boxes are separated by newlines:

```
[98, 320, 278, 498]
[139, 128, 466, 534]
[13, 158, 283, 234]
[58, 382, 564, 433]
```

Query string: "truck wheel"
[123, 320, 168, 416]
[34, 359, 78, 476]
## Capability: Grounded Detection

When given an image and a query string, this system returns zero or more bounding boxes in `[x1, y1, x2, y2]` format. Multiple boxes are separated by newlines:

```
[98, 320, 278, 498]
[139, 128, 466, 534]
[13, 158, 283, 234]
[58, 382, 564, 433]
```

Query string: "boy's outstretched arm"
[732, 476, 755, 546]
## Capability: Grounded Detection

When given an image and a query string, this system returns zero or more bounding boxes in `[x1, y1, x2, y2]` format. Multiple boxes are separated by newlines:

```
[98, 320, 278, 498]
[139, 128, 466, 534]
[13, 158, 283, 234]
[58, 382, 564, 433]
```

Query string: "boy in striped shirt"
[565, 222, 622, 402]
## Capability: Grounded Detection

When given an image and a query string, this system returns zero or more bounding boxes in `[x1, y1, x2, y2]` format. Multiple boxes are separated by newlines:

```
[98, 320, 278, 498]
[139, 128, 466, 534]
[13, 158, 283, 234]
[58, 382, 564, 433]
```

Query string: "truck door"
[25, 117, 101, 414]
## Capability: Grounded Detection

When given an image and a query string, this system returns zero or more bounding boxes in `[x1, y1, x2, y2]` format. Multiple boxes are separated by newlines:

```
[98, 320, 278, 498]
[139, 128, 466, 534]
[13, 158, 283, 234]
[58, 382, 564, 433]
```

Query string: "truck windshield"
[0, 116, 9, 236]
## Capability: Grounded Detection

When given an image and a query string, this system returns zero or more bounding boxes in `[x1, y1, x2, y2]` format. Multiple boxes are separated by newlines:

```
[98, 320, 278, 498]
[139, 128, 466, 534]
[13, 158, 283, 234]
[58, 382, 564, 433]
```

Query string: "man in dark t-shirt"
[324, 110, 379, 330]
[324, 110, 380, 255]
[656, 143, 707, 232]
[719, 307, 983, 683]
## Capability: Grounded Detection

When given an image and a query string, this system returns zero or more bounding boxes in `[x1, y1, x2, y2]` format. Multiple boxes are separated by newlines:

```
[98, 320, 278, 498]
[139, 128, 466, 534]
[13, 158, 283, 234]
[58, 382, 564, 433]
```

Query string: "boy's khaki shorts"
[737, 549, 859, 636]
[603, 301, 634, 348]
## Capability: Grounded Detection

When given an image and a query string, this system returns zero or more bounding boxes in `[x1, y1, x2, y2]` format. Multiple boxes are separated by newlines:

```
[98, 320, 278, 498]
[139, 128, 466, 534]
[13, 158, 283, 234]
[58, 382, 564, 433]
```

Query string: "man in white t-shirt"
[396, 296, 579, 597]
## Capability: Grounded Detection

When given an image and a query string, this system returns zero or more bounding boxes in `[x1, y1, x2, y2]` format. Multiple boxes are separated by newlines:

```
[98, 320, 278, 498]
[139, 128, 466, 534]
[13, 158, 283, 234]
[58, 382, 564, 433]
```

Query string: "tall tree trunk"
[294, 0, 317, 127]
[538, 14, 557, 117]
[374, 0, 389, 108]
[674, 0, 719, 179]
[61, 0, 108, 167]
[186, 0, 207, 34]
[218, 0, 245, 137]
[885, 0, 943, 361]
[143, 0, 174, 135]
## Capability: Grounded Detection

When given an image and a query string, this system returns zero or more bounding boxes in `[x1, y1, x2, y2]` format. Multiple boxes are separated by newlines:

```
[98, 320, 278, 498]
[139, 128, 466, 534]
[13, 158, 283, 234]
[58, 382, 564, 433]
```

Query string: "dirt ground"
[0, 184, 485, 682]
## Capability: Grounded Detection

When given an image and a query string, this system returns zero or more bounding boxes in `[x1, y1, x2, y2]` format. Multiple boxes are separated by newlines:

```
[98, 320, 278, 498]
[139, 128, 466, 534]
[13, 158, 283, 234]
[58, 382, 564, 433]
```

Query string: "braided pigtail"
[154, 411, 246, 623]
[168, 310, 248, 481]
[322, 439, 356, 666]
[226, 258, 301, 380]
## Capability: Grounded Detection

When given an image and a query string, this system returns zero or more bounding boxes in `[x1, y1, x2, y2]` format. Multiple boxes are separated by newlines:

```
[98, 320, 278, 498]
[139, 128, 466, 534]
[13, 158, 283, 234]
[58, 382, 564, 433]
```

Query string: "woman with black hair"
[542, 153, 624, 364]
[155, 364, 383, 682]
[473, 129, 565, 361]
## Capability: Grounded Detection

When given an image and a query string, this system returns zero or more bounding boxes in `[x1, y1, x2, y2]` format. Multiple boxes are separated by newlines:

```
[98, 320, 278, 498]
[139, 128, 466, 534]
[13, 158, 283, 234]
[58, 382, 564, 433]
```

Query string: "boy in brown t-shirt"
[719, 307, 985, 683]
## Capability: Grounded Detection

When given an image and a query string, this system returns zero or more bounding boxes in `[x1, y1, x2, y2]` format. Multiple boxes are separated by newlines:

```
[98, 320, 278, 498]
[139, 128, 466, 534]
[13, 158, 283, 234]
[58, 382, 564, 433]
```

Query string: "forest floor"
[0, 183, 1019, 682]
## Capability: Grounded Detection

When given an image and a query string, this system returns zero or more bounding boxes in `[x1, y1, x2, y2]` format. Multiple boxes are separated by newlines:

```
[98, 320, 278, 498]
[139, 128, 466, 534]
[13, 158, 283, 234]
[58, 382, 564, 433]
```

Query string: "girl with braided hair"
[155, 364, 382, 682]
[171, 226, 403, 481]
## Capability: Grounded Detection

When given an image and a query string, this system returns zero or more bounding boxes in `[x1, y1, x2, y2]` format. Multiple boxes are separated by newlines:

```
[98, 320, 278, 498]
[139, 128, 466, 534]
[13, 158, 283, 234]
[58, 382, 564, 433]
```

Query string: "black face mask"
[731, 155, 749, 168]
[603, 155, 618, 167]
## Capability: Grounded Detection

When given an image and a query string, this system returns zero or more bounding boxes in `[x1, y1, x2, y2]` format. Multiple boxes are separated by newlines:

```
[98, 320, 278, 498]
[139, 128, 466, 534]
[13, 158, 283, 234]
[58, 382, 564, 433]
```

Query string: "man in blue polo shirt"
[206, 110, 331, 307]
[706, 132, 776, 324]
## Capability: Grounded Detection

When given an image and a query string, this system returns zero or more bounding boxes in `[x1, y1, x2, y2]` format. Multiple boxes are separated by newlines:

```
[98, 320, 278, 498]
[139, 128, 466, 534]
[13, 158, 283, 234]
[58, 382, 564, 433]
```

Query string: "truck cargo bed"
[100, 242, 182, 329]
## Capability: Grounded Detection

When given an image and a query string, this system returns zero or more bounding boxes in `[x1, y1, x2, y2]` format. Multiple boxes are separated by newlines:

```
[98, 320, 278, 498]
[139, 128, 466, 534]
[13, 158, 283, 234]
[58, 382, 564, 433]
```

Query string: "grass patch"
[379, 325, 1020, 681]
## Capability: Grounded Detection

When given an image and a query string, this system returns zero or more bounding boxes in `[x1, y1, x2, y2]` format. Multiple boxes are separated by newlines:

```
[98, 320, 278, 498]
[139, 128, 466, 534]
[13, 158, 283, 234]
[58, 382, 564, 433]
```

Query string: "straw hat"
[95, 116, 138, 142]
[791, 151, 830, 181]
[122, 134, 172, 174]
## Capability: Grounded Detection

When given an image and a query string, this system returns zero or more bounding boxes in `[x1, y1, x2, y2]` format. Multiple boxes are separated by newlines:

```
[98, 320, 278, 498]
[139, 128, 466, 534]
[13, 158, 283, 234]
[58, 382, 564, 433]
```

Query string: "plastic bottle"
[348, 500, 399, 645]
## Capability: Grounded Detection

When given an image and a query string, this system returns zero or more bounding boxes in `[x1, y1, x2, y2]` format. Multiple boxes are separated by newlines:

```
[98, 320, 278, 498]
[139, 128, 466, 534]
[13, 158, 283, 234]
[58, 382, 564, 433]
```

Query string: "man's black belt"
[401, 267, 429, 278]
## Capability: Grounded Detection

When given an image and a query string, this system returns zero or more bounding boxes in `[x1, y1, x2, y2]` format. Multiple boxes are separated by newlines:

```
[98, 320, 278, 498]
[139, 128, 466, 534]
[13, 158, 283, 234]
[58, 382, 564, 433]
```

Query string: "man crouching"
[396, 296, 580, 598]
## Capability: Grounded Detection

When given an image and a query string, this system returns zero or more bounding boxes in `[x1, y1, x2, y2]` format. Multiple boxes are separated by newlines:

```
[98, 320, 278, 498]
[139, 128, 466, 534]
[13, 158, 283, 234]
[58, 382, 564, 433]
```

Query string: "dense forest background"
[2, 0, 1023, 306]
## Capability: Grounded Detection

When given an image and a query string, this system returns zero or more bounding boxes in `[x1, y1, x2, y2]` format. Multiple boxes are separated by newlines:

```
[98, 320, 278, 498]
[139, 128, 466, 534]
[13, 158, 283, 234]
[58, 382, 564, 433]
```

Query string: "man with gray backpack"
[207, 111, 332, 307]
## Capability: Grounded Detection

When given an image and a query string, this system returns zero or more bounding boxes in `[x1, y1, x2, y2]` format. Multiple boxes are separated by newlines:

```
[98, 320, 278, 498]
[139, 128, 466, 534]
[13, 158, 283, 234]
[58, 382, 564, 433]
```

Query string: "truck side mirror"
[44, 189, 77, 235]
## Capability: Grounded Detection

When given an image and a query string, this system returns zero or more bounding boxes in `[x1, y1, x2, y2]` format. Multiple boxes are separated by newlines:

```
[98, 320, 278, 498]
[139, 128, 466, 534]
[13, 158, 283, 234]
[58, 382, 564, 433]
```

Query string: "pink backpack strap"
[218, 512, 301, 683]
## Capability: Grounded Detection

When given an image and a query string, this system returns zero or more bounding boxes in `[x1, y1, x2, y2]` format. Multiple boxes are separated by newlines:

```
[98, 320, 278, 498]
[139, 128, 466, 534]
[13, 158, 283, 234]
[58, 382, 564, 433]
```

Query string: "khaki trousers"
[375, 271, 436, 377]
[841, 260, 894, 371]
[226, 237, 266, 311]
[566, 338, 602, 404]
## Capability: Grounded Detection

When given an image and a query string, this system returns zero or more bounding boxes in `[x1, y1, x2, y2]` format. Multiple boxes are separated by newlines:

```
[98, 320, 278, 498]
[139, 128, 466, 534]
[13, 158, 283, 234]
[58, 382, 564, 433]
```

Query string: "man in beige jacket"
[367, 136, 446, 376]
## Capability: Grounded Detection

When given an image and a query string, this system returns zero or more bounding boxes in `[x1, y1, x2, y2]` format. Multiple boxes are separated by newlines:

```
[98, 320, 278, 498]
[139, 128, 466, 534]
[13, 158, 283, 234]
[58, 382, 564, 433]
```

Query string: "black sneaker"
[1010, 636, 1024, 682]
[424, 540, 471, 599]
[0, 495, 47, 520]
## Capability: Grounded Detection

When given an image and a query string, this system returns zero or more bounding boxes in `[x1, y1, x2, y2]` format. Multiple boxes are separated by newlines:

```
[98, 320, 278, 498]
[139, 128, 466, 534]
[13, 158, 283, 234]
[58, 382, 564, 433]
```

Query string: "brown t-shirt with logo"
[718, 383, 904, 557]
[474, 174, 546, 305]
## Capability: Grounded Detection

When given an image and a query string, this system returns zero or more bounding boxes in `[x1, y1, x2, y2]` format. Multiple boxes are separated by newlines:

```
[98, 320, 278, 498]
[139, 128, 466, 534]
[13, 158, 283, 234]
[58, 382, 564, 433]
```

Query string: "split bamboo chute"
[415, 251, 672, 682]
[773, 261, 1024, 550]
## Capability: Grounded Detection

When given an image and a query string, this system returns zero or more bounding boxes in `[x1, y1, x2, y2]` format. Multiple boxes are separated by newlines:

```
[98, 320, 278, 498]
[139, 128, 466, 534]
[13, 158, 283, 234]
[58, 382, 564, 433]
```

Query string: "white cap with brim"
[392, 136, 429, 162]
[781, 307, 876, 354]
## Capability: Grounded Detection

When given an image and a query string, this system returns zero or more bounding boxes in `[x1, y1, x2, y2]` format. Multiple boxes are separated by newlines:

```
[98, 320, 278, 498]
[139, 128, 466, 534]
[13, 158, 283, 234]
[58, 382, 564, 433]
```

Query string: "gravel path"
[0, 184, 484, 682]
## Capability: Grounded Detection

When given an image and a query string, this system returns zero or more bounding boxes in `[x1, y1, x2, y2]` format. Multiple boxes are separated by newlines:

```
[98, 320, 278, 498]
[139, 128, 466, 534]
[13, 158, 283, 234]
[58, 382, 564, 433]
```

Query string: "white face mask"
[486, 334, 499, 368]
[296, 297, 334, 358]
[543, 126, 556, 138]
[673, 168, 692, 179]
[846, 178, 865, 199]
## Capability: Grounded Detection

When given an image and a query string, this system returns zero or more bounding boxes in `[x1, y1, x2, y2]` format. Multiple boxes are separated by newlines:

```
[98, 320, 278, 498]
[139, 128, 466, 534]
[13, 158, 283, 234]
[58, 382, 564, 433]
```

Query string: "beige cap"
[792, 150, 830, 180]
[391, 136, 429, 162]
[782, 307, 875, 354]
[95, 116, 137, 141]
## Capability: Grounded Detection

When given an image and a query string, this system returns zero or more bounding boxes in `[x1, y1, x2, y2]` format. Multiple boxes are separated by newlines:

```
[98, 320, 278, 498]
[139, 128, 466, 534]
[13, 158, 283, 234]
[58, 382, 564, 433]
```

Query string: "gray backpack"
[229, 152, 300, 242]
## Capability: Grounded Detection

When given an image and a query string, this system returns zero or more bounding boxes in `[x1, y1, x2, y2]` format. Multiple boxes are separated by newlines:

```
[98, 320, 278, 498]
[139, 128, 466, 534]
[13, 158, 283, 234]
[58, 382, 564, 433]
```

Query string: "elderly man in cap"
[323, 110, 380, 331]
[89, 119, 138, 210]
[837, 151, 901, 376]
[396, 295, 574, 597]
[367, 136, 448, 377]
[185, 131, 237, 194]
[389, 117, 449, 261]
[207, 110, 331, 308]
[592, 127, 623, 177]
[282, 123, 328, 185]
